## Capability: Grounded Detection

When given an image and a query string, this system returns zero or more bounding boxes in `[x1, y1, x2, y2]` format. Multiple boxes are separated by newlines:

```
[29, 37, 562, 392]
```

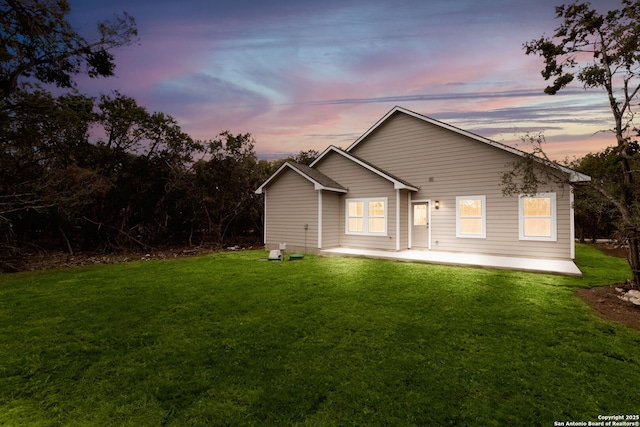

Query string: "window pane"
[524, 218, 551, 237]
[460, 218, 482, 235]
[369, 218, 385, 233]
[369, 201, 384, 217]
[349, 202, 363, 217]
[460, 199, 482, 217]
[346, 199, 386, 235]
[523, 198, 550, 217]
[413, 204, 427, 226]
[348, 218, 363, 232]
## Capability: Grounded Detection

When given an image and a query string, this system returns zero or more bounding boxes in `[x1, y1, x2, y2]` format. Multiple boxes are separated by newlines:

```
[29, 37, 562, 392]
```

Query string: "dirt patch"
[575, 285, 640, 330]
[590, 241, 628, 259]
[1, 244, 258, 273]
[14, 248, 217, 271]
[573, 242, 640, 331]
[0, 237, 263, 273]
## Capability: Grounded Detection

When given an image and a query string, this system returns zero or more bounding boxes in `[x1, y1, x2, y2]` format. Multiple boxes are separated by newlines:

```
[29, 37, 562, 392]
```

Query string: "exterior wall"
[349, 112, 573, 260]
[321, 190, 341, 248]
[315, 154, 399, 251]
[398, 189, 409, 250]
[263, 169, 319, 253]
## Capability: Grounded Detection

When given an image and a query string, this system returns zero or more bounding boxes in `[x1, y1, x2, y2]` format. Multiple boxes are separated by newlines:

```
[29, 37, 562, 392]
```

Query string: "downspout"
[263, 189, 267, 245]
[318, 190, 323, 249]
[396, 189, 401, 251]
[407, 192, 412, 248]
[570, 187, 575, 260]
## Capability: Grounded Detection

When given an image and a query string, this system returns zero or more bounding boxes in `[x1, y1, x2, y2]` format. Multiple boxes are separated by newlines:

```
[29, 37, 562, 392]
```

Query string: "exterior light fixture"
[434, 201, 440, 209]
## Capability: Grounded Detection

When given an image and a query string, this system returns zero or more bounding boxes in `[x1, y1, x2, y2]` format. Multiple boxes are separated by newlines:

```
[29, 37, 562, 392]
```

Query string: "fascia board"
[256, 162, 348, 194]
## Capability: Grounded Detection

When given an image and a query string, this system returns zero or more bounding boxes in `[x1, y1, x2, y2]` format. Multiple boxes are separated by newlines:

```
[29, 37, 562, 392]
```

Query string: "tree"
[0, 90, 110, 260]
[87, 92, 203, 250]
[520, 0, 640, 287]
[185, 132, 267, 247]
[292, 149, 320, 165]
[0, 88, 205, 258]
[570, 148, 630, 242]
[0, 0, 136, 263]
[0, 0, 137, 103]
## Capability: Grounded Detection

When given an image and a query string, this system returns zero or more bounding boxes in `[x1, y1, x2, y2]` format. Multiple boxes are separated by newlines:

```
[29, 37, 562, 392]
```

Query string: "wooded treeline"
[1, 89, 277, 261]
[0, 0, 287, 271]
[571, 145, 640, 244]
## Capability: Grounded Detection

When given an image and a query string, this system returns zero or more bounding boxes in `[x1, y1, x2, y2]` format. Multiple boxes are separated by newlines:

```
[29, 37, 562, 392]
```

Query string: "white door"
[412, 202, 430, 249]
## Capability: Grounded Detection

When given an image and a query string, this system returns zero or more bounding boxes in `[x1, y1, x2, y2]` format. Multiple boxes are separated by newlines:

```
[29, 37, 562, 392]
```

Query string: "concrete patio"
[321, 247, 583, 276]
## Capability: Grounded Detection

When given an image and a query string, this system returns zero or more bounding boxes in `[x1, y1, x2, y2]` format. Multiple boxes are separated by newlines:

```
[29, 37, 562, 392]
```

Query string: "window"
[519, 193, 556, 241]
[456, 196, 486, 238]
[346, 198, 387, 235]
[348, 201, 363, 232]
[413, 204, 428, 226]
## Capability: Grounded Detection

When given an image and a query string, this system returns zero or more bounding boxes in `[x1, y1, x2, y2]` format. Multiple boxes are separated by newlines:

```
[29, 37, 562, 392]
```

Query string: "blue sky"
[68, 0, 618, 160]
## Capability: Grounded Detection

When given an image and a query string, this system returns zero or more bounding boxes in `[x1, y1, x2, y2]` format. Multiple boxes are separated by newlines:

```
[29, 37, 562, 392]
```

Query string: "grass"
[0, 244, 638, 426]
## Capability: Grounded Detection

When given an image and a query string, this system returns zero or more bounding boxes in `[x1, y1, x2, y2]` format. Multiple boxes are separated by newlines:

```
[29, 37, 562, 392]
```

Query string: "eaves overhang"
[310, 146, 419, 191]
[255, 161, 348, 194]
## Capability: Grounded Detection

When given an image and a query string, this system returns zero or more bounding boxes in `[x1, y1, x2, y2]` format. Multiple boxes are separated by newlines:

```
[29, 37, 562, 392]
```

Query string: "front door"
[412, 202, 430, 249]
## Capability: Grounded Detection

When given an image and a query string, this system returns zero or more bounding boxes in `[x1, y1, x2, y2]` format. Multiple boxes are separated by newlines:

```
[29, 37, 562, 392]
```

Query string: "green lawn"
[0, 245, 638, 426]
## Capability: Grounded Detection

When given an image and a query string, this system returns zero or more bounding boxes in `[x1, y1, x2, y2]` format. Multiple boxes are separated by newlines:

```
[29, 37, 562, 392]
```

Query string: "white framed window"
[456, 196, 486, 238]
[346, 198, 387, 236]
[519, 193, 557, 241]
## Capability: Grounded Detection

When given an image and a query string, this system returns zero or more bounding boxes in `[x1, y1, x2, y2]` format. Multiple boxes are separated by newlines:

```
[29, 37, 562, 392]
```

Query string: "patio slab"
[320, 248, 582, 276]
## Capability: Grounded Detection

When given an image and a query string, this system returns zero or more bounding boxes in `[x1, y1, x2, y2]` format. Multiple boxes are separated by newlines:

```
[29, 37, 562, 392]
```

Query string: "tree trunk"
[620, 150, 639, 288]
[58, 225, 74, 257]
[627, 235, 640, 289]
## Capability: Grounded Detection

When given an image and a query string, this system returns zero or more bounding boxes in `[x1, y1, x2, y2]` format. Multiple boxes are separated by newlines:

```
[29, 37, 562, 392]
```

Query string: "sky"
[67, 0, 620, 161]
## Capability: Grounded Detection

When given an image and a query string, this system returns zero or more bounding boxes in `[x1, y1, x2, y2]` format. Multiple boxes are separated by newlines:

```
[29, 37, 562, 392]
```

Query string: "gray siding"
[264, 169, 318, 253]
[349, 113, 573, 260]
[321, 191, 341, 248]
[399, 190, 409, 249]
[315, 153, 399, 251]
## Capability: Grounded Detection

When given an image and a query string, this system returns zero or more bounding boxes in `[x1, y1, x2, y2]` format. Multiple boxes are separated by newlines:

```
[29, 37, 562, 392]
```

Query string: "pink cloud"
[66, 0, 622, 165]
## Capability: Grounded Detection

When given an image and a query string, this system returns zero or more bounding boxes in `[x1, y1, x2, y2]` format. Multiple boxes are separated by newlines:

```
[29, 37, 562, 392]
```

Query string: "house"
[255, 106, 590, 275]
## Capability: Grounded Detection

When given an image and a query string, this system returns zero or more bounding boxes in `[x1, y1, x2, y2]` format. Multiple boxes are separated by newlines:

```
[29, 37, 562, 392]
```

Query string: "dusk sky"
[68, 0, 619, 161]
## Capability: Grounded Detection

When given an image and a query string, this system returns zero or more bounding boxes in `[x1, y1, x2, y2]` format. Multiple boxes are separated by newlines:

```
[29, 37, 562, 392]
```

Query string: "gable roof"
[255, 161, 347, 194]
[310, 145, 419, 191]
[346, 106, 590, 183]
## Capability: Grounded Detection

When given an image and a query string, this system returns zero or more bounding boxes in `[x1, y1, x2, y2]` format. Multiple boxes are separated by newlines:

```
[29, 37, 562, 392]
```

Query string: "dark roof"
[286, 162, 347, 191]
[255, 161, 347, 194]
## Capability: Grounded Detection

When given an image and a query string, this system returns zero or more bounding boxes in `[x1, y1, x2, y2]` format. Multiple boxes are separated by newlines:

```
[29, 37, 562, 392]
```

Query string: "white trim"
[407, 193, 413, 248]
[428, 200, 432, 250]
[310, 146, 419, 191]
[255, 162, 347, 194]
[345, 197, 388, 236]
[570, 189, 575, 259]
[519, 193, 557, 241]
[318, 191, 323, 249]
[262, 190, 267, 244]
[396, 190, 401, 250]
[456, 195, 487, 239]
[345, 106, 590, 183]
